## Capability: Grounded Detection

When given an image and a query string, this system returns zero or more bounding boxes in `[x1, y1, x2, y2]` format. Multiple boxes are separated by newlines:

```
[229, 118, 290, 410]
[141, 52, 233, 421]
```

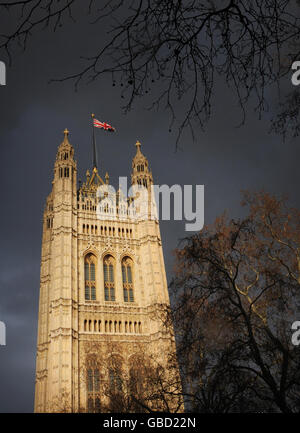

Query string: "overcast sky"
[0, 7, 300, 413]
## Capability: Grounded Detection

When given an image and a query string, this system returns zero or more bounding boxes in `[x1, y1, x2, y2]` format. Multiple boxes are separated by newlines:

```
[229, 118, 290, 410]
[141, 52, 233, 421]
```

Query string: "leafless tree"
[1, 1, 300, 142]
[170, 191, 300, 412]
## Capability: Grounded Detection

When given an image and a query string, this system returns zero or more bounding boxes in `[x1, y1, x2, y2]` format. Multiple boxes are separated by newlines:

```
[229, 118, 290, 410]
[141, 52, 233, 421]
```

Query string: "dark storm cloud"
[0, 9, 299, 412]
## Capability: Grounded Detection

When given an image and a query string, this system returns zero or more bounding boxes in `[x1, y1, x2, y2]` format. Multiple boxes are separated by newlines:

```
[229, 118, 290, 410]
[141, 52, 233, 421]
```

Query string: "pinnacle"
[135, 140, 141, 152]
[60, 128, 72, 147]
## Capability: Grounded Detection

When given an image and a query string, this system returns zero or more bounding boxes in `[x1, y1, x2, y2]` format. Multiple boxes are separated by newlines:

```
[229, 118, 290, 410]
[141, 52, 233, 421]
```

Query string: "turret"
[53, 128, 77, 194]
[131, 140, 153, 189]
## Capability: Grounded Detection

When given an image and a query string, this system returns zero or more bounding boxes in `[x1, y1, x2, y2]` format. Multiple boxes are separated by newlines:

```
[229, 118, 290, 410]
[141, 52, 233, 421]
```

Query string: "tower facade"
[34, 130, 182, 413]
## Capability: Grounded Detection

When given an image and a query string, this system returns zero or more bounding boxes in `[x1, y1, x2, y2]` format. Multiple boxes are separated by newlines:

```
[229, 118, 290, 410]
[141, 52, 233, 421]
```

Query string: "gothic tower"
[34, 130, 182, 413]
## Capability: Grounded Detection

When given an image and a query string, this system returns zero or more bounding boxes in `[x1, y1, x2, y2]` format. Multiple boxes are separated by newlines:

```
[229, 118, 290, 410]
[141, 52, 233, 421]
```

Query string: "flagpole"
[91, 113, 98, 169]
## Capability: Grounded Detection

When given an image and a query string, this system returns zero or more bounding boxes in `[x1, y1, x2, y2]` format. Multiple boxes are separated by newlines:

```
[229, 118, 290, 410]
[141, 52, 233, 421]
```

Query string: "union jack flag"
[93, 118, 116, 132]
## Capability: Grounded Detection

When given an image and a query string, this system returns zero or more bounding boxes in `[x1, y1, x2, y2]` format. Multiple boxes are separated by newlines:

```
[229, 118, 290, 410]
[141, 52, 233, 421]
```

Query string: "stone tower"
[34, 129, 182, 413]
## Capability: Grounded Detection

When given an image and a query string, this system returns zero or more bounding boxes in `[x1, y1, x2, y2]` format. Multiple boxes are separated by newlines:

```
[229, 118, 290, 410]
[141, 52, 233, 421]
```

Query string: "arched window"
[122, 257, 134, 302]
[103, 255, 115, 301]
[84, 254, 96, 300]
[129, 356, 147, 410]
[87, 367, 100, 413]
[109, 368, 123, 392]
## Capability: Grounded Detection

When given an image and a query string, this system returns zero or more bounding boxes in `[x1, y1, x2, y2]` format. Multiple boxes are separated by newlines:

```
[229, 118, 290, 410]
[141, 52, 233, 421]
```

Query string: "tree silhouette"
[171, 191, 300, 412]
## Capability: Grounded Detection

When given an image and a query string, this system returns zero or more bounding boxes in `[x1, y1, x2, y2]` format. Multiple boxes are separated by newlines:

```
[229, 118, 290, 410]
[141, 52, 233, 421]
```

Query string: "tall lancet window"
[86, 359, 101, 413]
[103, 255, 115, 301]
[122, 257, 134, 302]
[84, 254, 96, 300]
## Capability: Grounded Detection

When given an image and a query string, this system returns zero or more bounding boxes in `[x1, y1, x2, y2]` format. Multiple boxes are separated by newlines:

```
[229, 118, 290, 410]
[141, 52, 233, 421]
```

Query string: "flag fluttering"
[93, 118, 116, 132]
